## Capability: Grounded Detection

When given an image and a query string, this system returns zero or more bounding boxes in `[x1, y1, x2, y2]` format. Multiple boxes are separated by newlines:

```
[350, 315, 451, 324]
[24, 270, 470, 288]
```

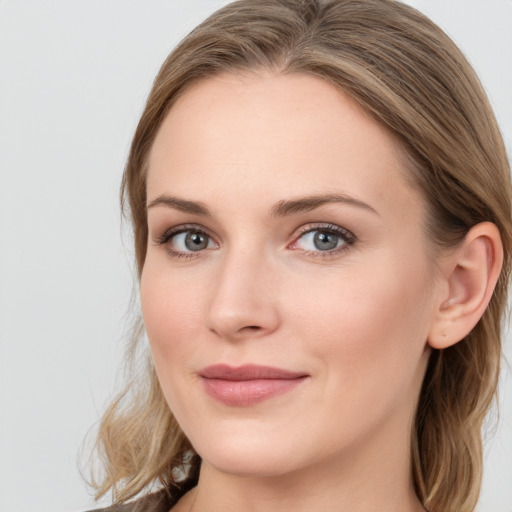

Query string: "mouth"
[198, 364, 309, 407]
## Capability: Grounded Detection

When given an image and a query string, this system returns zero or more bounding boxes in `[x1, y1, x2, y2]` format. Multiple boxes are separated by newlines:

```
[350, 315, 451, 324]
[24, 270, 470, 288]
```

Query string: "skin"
[141, 72, 447, 512]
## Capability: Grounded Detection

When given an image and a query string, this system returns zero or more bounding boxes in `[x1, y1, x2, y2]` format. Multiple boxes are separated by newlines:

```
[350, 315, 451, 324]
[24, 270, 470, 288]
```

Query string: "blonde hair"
[92, 1, 512, 511]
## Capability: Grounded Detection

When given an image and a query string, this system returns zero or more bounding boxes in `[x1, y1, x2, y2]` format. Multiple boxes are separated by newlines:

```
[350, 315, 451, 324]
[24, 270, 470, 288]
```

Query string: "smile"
[199, 364, 309, 406]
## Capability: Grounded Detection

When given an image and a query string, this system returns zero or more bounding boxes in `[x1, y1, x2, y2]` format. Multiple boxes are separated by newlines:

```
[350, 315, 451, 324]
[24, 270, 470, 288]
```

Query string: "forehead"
[147, 72, 421, 221]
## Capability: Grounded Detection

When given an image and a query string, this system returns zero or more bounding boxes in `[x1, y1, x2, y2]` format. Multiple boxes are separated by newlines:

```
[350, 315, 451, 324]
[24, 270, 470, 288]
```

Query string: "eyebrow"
[147, 195, 211, 216]
[146, 193, 378, 217]
[269, 193, 378, 217]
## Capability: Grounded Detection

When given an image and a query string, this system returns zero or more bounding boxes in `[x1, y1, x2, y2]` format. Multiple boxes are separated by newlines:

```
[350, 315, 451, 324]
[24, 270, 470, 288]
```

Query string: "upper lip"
[199, 364, 308, 381]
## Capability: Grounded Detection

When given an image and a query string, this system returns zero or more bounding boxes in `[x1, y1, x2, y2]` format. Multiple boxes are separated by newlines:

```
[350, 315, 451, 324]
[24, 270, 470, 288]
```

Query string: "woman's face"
[141, 72, 443, 479]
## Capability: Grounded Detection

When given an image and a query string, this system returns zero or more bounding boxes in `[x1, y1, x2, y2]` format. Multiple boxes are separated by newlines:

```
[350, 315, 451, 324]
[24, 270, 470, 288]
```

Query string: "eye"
[173, 231, 214, 251]
[289, 224, 355, 255]
[157, 225, 218, 257]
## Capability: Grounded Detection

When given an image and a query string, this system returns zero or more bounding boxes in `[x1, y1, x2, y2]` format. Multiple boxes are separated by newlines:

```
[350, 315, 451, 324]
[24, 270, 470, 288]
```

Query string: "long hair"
[92, 1, 512, 511]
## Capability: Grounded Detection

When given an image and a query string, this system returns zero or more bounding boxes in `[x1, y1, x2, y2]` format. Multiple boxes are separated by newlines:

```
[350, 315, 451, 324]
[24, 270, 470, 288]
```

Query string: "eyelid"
[154, 223, 216, 245]
[288, 223, 356, 254]
[294, 222, 354, 238]
[154, 224, 220, 261]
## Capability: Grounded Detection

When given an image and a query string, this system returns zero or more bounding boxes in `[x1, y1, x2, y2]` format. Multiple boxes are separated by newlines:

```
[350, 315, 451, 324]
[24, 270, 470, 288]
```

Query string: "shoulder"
[85, 489, 175, 512]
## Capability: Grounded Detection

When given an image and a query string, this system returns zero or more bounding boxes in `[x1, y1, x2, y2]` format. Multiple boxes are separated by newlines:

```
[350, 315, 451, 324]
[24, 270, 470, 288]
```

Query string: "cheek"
[286, 252, 435, 391]
[140, 262, 205, 365]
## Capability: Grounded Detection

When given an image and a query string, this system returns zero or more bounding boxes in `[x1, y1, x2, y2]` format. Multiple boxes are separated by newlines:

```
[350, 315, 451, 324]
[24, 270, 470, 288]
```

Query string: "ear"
[428, 222, 504, 349]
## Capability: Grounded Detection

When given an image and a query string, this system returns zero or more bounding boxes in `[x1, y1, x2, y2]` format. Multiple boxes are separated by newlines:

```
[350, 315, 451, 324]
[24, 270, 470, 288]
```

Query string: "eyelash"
[291, 223, 356, 258]
[155, 223, 356, 260]
[156, 224, 215, 260]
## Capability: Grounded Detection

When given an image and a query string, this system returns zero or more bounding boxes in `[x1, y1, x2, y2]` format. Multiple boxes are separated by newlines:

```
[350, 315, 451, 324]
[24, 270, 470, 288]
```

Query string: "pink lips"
[199, 364, 308, 406]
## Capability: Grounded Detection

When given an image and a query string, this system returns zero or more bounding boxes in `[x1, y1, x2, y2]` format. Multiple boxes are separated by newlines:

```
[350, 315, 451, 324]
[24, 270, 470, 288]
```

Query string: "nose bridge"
[206, 241, 279, 339]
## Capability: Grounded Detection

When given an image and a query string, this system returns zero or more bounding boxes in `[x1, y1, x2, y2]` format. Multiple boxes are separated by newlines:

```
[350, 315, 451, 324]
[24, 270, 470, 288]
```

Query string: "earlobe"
[428, 222, 503, 350]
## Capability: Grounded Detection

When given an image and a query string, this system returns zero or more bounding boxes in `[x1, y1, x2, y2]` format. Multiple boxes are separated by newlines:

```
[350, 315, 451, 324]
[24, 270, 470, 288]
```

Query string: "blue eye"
[158, 226, 218, 255]
[292, 225, 355, 254]
[173, 231, 213, 251]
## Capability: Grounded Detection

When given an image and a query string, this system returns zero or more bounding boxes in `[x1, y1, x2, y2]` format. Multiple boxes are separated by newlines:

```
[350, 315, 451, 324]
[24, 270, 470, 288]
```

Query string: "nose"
[205, 248, 280, 341]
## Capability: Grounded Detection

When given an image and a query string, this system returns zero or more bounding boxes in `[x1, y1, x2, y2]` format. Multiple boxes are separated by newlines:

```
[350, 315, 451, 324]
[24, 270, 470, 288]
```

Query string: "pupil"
[314, 231, 338, 251]
[185, 232, 208, 251]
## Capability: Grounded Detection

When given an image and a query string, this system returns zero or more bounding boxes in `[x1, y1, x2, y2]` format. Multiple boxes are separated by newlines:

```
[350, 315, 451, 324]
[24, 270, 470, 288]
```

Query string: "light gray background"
[0, 1, 511, 511]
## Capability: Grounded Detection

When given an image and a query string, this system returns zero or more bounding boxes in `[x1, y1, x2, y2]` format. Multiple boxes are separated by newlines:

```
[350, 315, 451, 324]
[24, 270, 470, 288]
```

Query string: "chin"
[200, 451, 296, 479]
[189, 425, 307, 478]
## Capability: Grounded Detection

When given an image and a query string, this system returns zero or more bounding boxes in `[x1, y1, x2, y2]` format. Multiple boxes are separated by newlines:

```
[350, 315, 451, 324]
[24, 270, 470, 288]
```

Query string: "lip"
[199, 364, 309, 406]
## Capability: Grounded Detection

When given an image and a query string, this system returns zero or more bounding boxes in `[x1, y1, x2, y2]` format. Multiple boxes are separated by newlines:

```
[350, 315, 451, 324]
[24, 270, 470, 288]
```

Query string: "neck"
[189, 411, 425, 512]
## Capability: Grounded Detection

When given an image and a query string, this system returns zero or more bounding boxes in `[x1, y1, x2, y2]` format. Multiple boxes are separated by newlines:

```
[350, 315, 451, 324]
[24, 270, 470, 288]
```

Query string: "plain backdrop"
[0, 1, 511, 511]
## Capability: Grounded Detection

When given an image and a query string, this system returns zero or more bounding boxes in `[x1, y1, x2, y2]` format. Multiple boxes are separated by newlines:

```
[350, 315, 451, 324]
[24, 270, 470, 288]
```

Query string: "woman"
[89, 1, 511, 511]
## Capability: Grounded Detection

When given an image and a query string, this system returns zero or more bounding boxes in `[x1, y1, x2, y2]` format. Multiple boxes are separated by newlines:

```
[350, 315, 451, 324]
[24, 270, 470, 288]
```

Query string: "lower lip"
[201, 377, 307, 406]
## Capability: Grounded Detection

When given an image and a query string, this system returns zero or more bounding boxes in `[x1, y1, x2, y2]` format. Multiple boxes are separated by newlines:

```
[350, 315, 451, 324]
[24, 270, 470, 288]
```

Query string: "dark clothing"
[86, 489, 177, 512]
